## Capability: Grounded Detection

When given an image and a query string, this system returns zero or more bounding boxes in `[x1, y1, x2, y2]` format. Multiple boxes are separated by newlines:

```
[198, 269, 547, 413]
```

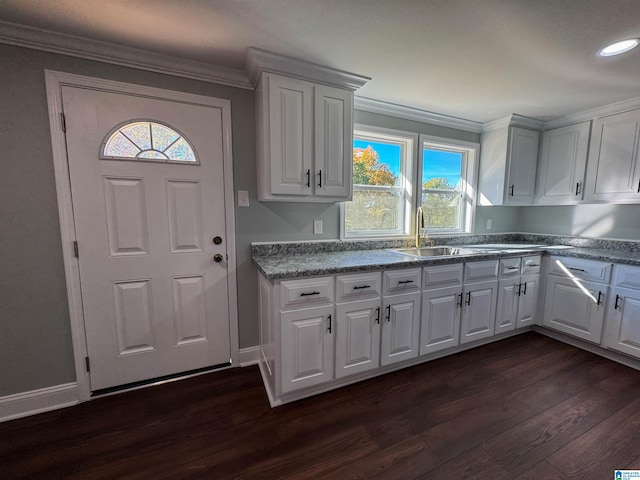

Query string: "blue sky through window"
[354, 139, 401, 177]
[423, 149, 462, 188]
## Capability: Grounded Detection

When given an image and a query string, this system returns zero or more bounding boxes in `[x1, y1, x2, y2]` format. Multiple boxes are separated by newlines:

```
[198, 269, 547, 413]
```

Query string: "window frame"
[340, 125, 418, 240]
[418, 134, 479, 235]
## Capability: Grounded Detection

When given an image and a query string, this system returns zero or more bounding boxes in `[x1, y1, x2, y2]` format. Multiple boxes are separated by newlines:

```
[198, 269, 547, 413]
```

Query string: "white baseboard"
[238, 346, 260, 367]
[0, 382, 79, 423]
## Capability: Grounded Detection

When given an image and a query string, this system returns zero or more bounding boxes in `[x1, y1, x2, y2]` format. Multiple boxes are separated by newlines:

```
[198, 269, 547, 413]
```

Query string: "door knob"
[213, 254, 224, 263]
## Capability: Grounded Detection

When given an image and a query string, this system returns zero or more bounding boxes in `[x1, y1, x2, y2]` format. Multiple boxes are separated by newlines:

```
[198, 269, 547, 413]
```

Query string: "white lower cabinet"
[420, 285, 462, 354]
[461, 280, 499, 344]
[516, 274, 540, 328]
[381, 292, 421, 366]
[602, 265, 640, 359]
[281, 304, 335, 393]
[335, 298, 381, 378]
[495, 256, 541, 334]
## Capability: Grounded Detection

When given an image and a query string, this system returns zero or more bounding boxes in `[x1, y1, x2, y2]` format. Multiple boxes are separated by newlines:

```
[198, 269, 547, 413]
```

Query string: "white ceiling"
[1, 0, 639, 123]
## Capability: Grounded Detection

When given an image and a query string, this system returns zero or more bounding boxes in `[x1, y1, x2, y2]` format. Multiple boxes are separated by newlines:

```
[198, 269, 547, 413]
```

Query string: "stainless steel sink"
[392, 246, 475, 257]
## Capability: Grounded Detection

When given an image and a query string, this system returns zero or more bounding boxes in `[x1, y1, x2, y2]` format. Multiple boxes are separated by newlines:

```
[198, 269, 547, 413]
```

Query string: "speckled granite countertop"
[252, 238, 640, 281]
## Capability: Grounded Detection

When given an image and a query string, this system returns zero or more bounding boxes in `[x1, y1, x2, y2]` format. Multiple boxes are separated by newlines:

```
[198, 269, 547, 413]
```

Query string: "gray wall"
[0, 42, 543, 398]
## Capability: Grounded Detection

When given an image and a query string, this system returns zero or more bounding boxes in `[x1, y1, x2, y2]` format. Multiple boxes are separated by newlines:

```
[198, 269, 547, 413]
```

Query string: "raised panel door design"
[603, 287, 640, 358]
[585, 109, 640, 202]
[281, 305, 334, 393]
[268, 75, 313, 196]
[505, 127, 539, 205]
[335, 299, 381, 378]
[542, 276, 607, 343]
[172, 275, 207, 346]
[381, 292, 420, 366]
[103, 176, 149, 256]
[496, 279, 518, 334]
[516, 275, 539, 328]
[315, 85, 352, 198]
[113, 279, 155, 355]
[461, 280, 498, 344]
[536, 122, 590, 204]
[420, 286, 462, 355]
[166, 180, 204, 253]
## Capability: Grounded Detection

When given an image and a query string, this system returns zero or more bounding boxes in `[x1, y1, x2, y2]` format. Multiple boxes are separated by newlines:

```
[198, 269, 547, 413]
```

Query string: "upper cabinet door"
[536, 122, 591, 205]
[505, 127, 539, 205]
[268, 75, 314, 196]
[584, 109, 640, 203]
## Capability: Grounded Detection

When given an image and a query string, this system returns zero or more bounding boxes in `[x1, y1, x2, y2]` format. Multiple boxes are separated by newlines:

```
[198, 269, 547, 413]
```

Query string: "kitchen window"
[342, 129, 477, 239]
[341, 126, 416, 238]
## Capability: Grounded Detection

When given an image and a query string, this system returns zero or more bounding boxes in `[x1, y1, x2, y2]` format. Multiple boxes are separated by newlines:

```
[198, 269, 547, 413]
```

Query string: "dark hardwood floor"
[2, 331, 640, 479]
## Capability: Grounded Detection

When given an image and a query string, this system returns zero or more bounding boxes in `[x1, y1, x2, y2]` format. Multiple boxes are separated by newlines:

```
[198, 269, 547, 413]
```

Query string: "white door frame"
[44, 70, 239, 402]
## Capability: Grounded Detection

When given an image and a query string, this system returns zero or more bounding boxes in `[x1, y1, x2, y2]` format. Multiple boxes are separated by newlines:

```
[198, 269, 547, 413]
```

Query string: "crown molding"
[354, 96, 483, 133]
[246, 47, 370, 91]
[0, 20, 252, 89]
[543, 96, 640, 130]
[481, 114, 544, 133]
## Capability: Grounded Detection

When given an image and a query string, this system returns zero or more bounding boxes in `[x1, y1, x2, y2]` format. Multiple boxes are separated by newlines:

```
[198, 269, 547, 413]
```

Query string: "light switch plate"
[238, 190, 249, 207]
[313, 219, 323, 235]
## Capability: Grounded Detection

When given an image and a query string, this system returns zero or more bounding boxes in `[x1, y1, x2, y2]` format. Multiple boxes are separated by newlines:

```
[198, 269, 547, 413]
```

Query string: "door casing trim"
[45, 70, 239, 402]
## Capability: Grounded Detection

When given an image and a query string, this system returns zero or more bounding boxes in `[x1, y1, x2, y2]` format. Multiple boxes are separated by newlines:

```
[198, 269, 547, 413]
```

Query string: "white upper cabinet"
[478, 116, 542, 206]
[248, 48, 369, 203]
[584, 108, 640, 203]
[536, 121, 591, 205]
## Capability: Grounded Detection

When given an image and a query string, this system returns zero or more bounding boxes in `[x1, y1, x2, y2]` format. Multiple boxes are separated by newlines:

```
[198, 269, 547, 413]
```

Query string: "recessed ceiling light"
[598, 38, 639, 57]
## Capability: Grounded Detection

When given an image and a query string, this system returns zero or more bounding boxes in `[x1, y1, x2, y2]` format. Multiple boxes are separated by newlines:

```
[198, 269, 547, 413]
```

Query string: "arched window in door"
[101, 120, 198, 163]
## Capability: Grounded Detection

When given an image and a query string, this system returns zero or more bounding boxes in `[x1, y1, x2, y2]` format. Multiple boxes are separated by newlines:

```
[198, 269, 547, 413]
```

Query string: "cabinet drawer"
[464, 260, 499, 281]
[546, 256, 612, 283]
[499, 258, 521, 277]
[522, 255, 541, 274]
[423, 263, 463, 287]
[336, 272, 382, 302]
[280, 276, 334, 310]
[383, 268, 422, 295]
[614, 264, 640, 289]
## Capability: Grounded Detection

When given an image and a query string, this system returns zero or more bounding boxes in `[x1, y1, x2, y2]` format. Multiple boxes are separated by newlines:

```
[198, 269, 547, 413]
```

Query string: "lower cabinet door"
[381, 292, 421, 366]
[281, 304, 335, 393]
[496, 278, 519, 334]
[602, 286, 640, 358]
[542, 276, 607, 343]
[335, 298, 382, 378]
[420, 285, 462, 355]
[516, 274, 539, 328]
[461, 280, 498, 344]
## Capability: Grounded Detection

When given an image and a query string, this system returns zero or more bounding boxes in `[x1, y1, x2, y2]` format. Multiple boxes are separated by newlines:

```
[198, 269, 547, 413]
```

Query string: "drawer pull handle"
[375, 307, 381, 324]
[353, 285, 371, 290]
[527, 263, 540, 267]
[457, 293, 463, 308]
[327, 314, 332, 333]
[398, 280, 414, 285]
[300, 291, 320, 297]
[596, 291, 603, 306]
[615, 294, 622, 310]
[386, 304, 391, 322]
[505, 266, 520, 271]
[567, 267, 585, 272]
[465, 291, 471, 306]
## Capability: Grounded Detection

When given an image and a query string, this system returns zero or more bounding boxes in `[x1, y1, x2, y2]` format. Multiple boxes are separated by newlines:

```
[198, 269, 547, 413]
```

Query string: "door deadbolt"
[213, 254, 224, 263]
[213, 236, 223, 245]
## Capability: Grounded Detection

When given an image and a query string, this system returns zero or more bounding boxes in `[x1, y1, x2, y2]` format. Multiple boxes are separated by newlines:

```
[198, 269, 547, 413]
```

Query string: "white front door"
[62, 85, 231, 391]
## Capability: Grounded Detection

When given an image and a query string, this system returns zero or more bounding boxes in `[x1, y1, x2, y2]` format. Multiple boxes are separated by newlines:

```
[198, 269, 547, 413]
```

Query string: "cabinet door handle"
[465, 291, 471, 305]
[353, 285, 371, 290]
[516, 283, 522, 296]
[386, 304, 391, 322]
[318, 170, 322, 188]
[375, 306, 381, 324]
[327, 314, 332, 333]
[575, 182, 582, 195]
[457, 293, 463, 308]
[637, 179, 640, 193]
[300, 291, 320, 297]
[509, 184, 514, 196]
[522, 282, 527, 295]
[306, 169, 311, 188]
[614, 294, 622, 310]
[596, 291, 603, 306]
[398, 280, 414, 285]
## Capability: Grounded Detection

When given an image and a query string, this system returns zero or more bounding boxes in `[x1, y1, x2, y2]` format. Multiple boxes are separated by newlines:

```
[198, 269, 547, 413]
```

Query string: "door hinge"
[85, 356, 91, 372]
[60, 112, 67, 132]
[73, 241, 79, 258]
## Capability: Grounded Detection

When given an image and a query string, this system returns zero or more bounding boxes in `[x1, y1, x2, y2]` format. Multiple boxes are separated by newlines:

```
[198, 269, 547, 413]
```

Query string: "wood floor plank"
[512, 460, 570, 480]
[416, 445, 511, 480]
